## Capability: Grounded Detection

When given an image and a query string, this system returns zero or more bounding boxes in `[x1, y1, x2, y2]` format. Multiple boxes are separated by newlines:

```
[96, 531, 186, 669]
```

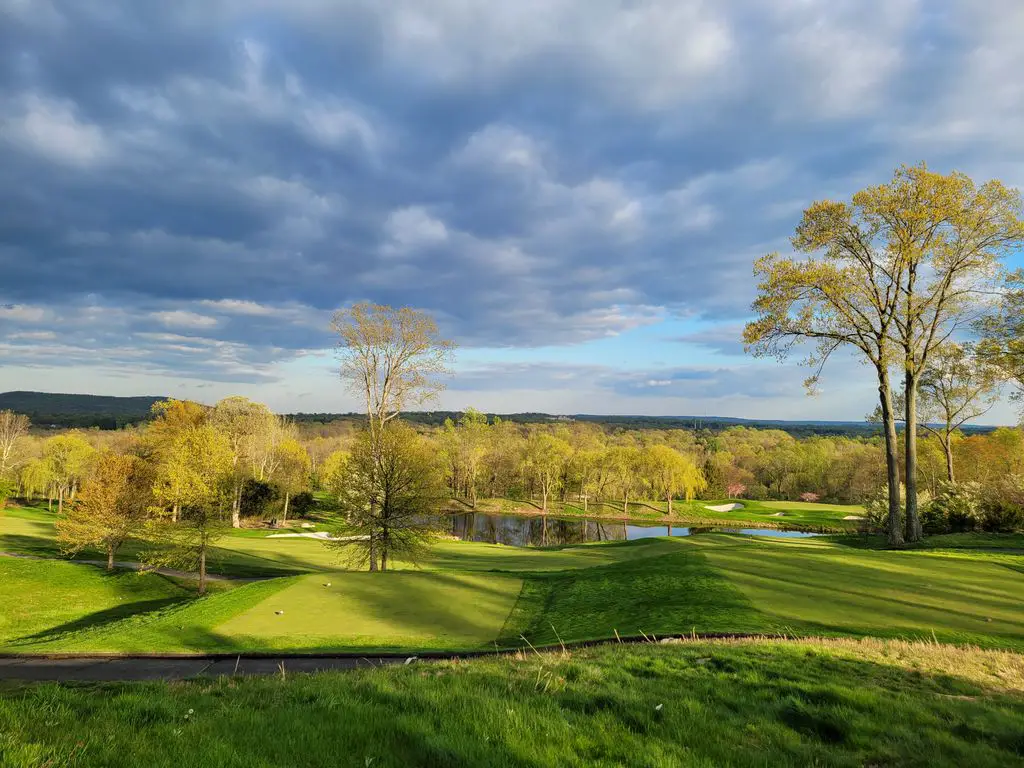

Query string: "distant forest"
[0, 391, 998, 437]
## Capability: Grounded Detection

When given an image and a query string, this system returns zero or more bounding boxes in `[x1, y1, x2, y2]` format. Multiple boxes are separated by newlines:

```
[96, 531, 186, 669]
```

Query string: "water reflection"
[446, 512, 823, 548]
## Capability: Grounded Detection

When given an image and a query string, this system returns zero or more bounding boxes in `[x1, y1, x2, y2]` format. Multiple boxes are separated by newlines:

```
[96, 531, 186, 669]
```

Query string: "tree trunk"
[282, 492, 290, 526]
[172, 503, 179, 523]
[198, 546, 207, 595]
[623, 493, 628, 517]
[368, 531, 378, 572]
[232, 485, 241, 528]
[943, 434, 955, 484]
[380, 544, 388, 572]
[904, 369, 922, 542]
[106, 544, 115, 571]
[877, 369, 904, 547]
[667, 495, 673, 516]
[57, 487, 64, 516]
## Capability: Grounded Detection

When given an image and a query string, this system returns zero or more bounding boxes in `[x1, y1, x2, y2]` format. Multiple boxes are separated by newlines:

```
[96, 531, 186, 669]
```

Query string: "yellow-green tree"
[56, 453, 153, 570]
[275, 438, 311, 524]
[146, 425, 233, 594]
[523, 432, 572, 512]
[330, 422, 444, 571]
[643, 444, 707, 515]
[745, 178, 909, 545]
[874, 165, 1024, 540]
[42, 432, 95, 515]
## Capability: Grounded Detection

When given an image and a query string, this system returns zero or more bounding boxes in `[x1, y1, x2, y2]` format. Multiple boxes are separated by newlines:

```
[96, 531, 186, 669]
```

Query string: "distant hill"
[0, 391, 165, 429]
[0, 392, 1000, 436]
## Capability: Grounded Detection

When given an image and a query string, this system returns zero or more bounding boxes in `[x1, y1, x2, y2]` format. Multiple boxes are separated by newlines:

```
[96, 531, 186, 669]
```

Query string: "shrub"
[289, 491, 316, 518]
[977, 476, 1024, 532]
[925, 482, 982, 533]
[864, 485, 933, 535]
[240, 479, 281, 519]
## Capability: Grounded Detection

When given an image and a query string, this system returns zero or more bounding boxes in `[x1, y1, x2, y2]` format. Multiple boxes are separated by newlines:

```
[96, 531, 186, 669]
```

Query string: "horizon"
[1, 3, 1023, 423]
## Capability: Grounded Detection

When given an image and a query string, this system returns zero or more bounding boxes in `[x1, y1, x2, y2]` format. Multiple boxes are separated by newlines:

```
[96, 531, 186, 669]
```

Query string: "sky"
[0, 1, 1022, 422]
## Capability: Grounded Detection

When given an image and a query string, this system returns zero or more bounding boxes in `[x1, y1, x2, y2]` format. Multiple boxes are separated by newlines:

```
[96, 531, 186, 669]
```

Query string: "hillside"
[0, 391, 165, 428]
[0, 392, 1001, 436]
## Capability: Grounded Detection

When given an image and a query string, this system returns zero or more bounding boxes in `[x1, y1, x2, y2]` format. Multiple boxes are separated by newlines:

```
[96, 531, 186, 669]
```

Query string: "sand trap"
[705, 503, 744, 512]
[770, 512, 787, 517]
[843, 515, 865, 521]
[266, 532, 370, 541]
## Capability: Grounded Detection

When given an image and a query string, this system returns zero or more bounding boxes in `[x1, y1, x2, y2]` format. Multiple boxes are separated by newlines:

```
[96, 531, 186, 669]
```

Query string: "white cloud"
[151, 310, 220, 329]
[0, 304, 47, 322]
[1, 93, 109, 167]
[383, 207, 449, 254]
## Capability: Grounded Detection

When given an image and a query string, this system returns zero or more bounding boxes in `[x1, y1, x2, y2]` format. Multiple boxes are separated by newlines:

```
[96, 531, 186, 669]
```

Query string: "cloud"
[151, 310, 219, 329]
[1, 93, 109, 167]
[0, 1, 1022, 416]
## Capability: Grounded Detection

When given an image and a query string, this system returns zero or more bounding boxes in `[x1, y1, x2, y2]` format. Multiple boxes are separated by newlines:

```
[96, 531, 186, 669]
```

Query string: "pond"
[446, 512, 824, 548]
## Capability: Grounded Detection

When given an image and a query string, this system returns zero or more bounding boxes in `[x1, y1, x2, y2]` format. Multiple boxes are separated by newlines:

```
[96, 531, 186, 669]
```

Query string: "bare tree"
[0, 410, 30, 481]
[331, 302, 455, 438]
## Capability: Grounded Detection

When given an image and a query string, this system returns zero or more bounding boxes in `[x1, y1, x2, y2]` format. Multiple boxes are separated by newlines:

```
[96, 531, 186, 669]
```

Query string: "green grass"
[0, 559, 192, 646]
[7, 534, 1024, 655]
[218, 572, 523, 650]
[693, 535, 1024, 650]
[2, 639, 1023, 767]
[463, 497, 865, 531]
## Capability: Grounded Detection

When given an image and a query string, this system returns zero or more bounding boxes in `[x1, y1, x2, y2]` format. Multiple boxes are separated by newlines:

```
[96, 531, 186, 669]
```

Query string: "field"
[2, 502, 1023, 654]
[2, 639, 1023, 767]
[3, 498, 1024, 766]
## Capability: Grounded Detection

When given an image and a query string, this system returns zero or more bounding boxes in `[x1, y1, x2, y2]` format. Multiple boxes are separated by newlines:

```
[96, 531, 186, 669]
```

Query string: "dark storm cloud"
[1, 0, 1022, 383]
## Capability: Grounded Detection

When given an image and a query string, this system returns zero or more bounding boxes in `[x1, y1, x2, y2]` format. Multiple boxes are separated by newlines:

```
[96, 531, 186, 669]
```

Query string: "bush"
[289, 491, 316, 518]
[977, 476, 1024, 532]
[864, 485, 933, 535]
[240, 479, 281, 519]
[925, 482, 982, 533]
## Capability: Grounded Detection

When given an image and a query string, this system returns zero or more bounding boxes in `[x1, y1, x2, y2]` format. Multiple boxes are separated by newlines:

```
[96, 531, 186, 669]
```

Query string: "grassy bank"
[453, 497, 864, 532]
[2, 639, 1023, 767]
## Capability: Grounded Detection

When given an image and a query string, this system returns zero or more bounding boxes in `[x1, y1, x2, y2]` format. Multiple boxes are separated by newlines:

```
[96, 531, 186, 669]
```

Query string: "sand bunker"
[267, 531, 333, 539]
[705, 503, 745, 512]
[843, 515, 865, 521]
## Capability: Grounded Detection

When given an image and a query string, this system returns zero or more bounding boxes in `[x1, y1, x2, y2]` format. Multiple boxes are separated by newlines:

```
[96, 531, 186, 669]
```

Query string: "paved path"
[0, 655, 414, 682]
[0, 551, 264, 582]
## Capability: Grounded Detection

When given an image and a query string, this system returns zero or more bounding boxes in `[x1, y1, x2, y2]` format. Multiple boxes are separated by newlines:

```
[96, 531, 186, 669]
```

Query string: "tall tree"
[145, 425, 234, 595]
[211, 396, 275, 528]
[330, 422, 443, 571]
[56, 453, 153, 570]
[331, 302, 454, 569]
[875, 165, 1024, 540]
[523, 432, 572, 513]
[331, 302, 455, 438]
[274, 438, 311, 525]
[744, 195, 907, 545]
[42, 433, 95, 515]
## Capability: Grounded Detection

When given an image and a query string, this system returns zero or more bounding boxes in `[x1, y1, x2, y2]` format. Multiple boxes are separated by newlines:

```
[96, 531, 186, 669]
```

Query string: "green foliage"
[2, 640, 1024, 767]
[238, 479, 279, 519]
[925, 482, 983, 533]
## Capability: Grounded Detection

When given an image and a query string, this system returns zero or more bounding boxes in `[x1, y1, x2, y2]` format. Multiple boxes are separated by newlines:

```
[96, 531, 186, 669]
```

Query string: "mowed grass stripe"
[218, 572, 524, 646]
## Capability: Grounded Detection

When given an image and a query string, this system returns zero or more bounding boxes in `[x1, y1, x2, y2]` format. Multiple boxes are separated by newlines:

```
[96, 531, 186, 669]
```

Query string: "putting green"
[217, 571, 524, 646]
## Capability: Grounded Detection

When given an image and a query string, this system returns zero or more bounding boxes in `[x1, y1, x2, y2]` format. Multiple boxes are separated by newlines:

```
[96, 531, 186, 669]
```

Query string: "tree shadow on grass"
[8, 597, 191, 646]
